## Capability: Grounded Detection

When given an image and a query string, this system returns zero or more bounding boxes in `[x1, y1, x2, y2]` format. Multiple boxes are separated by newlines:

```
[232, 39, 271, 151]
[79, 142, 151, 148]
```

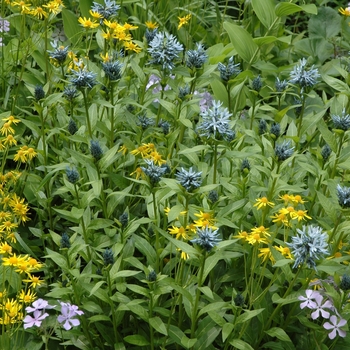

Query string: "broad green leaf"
[62, 9, 83, 45]
[317, 118, 337, 152]
[88, 281, 106, 297]
[45, 248, 68, 270]
[222, 323, 234, 342]
[317, 191, 337, 222]
[308, 7, 340, 39]
[123, 335, 150, 346]
[198, 302, 228, 317]
[322, 74, 350, 94]
[211, 79, 228, 107]
[252, 0, 277, 29]
[230, 339, 254, 350]
[149, 316, 168, 335]
[89, 315, 111, 323]
[126, 301, 149, 322]
[236, 308, 265, 324]
[275, 3, 317, 17]
[265, 327, 292, 342]
[223, 22, 259, 64]
[168, 325, 192, 348]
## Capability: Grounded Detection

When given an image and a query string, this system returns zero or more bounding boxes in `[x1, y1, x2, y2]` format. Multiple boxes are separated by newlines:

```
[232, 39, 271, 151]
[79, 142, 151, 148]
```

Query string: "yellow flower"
[178, 249, 189, 260]
[18, 289, 36, 304]
[2, 253, 28, 267]
[148, 151, 166, 166]
[118, 145, 128, 155]
[274, 245, 293, 259]
[168, 226, 190, 240]
[43, 1, 63, 15]
[78, 17, 99, 29]
[123, 23, 138, 31]
[24, 147, 37, 160]
[103, 19, 123, 32]
[102, 29, 113, 40]
[0, 220, 18, 232]
[13, 149, 27, 163]
[178, 14, 191, 30]
[279, 206, 295, 218]
[254, 197, 275, 210]
[279, 194, 294, 204]
[258, 247, 275, 263]
[30, 6, 48, 19]
[270, 211, 290, 226]
[15, 260, 32, 275]
[291, 195, 306, 204]
[0, 242, 12, 255]
[27, 257, 44, 270]
[251, 225, 270, 237]
[194, 211, 216, 228]
[113, 31, 132, 42]
[290, 209, 312, 222]
[145, 21, 158, 29]
[233, 230, 249, 241]
[3, 135, 17, 147]
[247, 232, 268, 245]
[22, 274, 44, 288]
[131, 143, 155, 157]
[89, 9, 103, 19]
[339, 7, 350, 16]
[0, 122, 15, 136]
[12, 1, 31, 14]
[2, 115, 20, 125]
[124, 41, 142, 53]
[130, 167, 143, 180]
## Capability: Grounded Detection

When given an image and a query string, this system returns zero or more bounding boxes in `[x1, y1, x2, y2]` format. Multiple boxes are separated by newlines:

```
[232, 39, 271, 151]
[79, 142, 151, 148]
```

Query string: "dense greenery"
[1, 0, 350, 349]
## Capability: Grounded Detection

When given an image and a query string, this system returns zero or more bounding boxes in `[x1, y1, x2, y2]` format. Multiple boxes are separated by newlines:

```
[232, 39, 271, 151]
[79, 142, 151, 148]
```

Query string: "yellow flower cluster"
[0, 116, 37, 163]
[0, 252, 43, 325]
[11, 0, 64, 19]
[270, 194, 311, 226]
[178, 14, 191, 30]
[78, 14, 142, 53]
[167, 210, 217, 260]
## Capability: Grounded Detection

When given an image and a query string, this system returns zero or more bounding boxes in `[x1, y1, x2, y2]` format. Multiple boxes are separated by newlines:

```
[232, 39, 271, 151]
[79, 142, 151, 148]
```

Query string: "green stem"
[82, 89, 92, 138]
[213, 142, 218, 184]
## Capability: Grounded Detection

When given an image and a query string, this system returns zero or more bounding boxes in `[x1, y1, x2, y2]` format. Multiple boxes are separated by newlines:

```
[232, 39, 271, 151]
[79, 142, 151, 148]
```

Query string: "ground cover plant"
[1, 0, 350, 349]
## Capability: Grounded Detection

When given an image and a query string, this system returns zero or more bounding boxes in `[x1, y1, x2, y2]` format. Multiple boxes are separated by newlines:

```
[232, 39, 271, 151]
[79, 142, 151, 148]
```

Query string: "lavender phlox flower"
[298, 289, 320, 309]
[0, 17, 10, 33]
[141, 159, 167, 184]
[289, 58, 320, 88]
[91, 0, 120, 20]
[217, 56, 241, 82]
[69, 62, 97, 89]
[191, 226, 221, 252]
[287, 225, 329, 270]
[331, 109, 350, 131]
[57, 301, 84, 330]
[186, 43, 208, 69]
[23, 310, 49, 329]
[310, 294, 333, 320]
[26, 299, 56, 313]
[148, 32, 183, 71]
[194, 91, 213, 113]
[146, 74, 172, 103]
[323, 315, 347, 339]
[337, 184, 350, 208]
[197, 100, 233, 139]
[176, 167, 202, 192]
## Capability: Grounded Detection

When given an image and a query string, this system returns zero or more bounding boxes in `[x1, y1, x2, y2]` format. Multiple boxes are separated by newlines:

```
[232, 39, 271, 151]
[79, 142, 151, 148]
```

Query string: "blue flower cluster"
[148, 32, 183, 71]
[191, 226, 221, 252]
[186, 43, 208, 69]
[176, 167, 202, 192]
[91, 0, 120, 20]
[331, 109, 350, 131]
[289, 58, 320, 88]
[287, 225, 329, 269]
[217, 56, 241, 82]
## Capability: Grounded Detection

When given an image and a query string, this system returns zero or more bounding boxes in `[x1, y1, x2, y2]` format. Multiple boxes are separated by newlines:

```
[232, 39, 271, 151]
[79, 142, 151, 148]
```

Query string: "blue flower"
[141, 159, 167, 184]
[70, 63, 97, 89]
[145, 28, 158, 44]
[275, 77, 288, 92]
[34, 85, 45, 101]
[337, 184, 350, 208]
[91, 0, 120, 20]
[60, 232, 71, 249]
[90, 140, 103, 160]
[68, 118, 78, 135]
[148, 32, 183, 71]
[289, 58, 320, 88]
[66, 166, 79, 184]
[186, 43, 208, 69]
[275, 140, 294, 161]
[321, 144, 331, 161]
[331, 109, 350, 131]
[103, 248, 114, 266]
[217, 56, 241, 82]
[63, 86, 79, 101]
[287, 225, 329, 269]
[176, 167, 202, 192]
[251, 75, 263, 92]
[197, 100, 233, 140]
[137, 114, 154, 130]
[102, 55, 123, 81]
[270, 123, 280, 138]
[48, 45, 69, 65]
[191, 226, 221, 252]
[178, 84, 190, 100]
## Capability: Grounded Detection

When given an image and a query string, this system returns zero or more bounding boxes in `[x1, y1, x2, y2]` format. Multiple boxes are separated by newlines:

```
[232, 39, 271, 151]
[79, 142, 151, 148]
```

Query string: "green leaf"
[265, 327, 292, 342]
[211, 79, 228, 107]
[168, 325, 191, 349]
[89, 315, 111, 323]
[198, 302, 228, 317]
[45, 248, 68, 270]
[113, 270, 141, 279]
[62, 9, 83, 45]
[308, 7, 340, 39]
[236, 309, 265, 324]
[88, 281, 106, 297]
[222, 323, 234, 342]
[52, 207, 84, 223]
[126, 301, 149, 322]
[317, 118, 337, 153]
[123, 335, 150, 346]
[229, 339, 254, 350]
[251, 0, 277, 29]
[317, 191, 337, 222]
[133, 235, 157, 266]
[275, 3, 317, 17]
[223, 22, 259, 64]
[149, 316, 168, 335]
[322, 74, 350, 94]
